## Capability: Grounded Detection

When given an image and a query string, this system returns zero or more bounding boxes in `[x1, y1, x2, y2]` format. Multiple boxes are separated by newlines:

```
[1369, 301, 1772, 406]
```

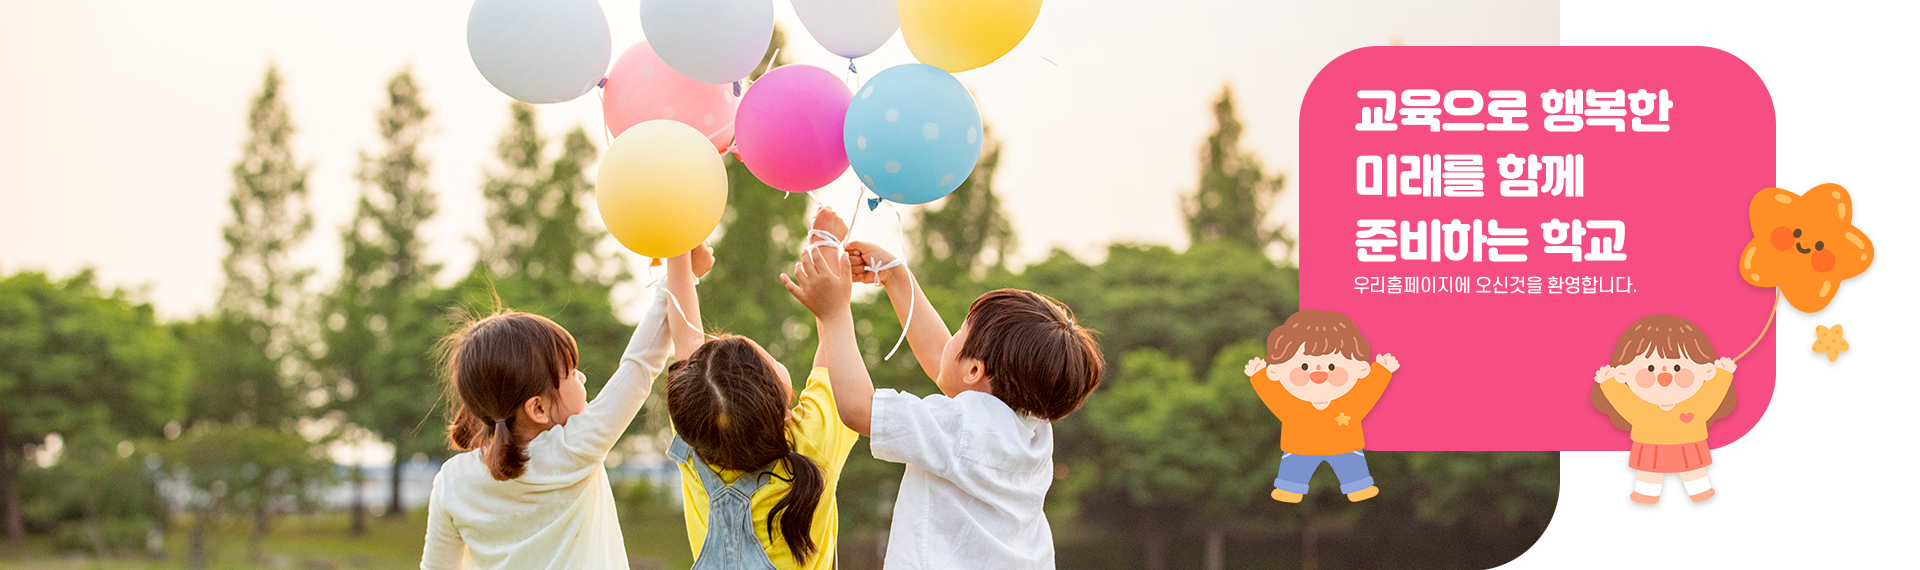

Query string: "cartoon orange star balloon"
[1739, 183, 1874, 312]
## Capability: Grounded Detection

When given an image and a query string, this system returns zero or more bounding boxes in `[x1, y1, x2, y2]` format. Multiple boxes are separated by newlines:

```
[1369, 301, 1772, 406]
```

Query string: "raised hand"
[1594, 365, 1616, 384]
[1714, 357, 1738, 374]
[690, 242, 715, 278]
[1244, 357, 1267, 377]
[844, 240, 903, 287]
[810, 207, 849, 245]
[1376, 353, 1400, 373]
[781, 244, 854, 319]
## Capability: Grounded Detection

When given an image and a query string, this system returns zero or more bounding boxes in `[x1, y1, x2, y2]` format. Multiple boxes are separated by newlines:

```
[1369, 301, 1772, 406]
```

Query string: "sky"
[0, 0, 1555, 320]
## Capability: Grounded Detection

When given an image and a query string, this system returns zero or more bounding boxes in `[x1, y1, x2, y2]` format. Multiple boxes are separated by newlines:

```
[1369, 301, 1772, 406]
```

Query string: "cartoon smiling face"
[1264, 344, 1372, 409]
[1739, 183, 1874, 312]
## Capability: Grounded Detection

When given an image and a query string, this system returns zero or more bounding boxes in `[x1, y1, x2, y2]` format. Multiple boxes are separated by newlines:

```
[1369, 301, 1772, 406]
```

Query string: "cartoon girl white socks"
[1683, 474, 1715, 501]
[1631, 474, 1715, 503]
[1631, 480, 1662, 504]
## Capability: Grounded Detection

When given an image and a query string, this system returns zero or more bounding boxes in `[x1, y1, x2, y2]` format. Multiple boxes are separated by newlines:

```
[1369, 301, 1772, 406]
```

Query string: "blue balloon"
[843, 64, 982, 205]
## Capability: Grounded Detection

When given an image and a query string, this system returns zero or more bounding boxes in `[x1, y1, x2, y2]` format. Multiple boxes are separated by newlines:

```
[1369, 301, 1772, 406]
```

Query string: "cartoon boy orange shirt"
[1246, 310, 1400, 504]
[1250, 365, 1393, 456]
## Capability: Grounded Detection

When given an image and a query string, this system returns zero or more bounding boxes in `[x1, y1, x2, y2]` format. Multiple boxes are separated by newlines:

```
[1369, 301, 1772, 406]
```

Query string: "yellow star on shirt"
[1335, 412, 1351, 426]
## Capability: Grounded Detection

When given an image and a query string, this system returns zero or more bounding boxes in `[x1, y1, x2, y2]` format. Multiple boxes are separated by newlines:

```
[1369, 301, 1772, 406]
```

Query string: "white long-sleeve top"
[420, 286, 674, 570]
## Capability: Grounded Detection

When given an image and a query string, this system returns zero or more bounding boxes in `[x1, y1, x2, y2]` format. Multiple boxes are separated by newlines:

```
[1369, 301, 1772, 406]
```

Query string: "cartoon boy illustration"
[1244, 310, 1399, 503]
[1592, 314, 1738, 503]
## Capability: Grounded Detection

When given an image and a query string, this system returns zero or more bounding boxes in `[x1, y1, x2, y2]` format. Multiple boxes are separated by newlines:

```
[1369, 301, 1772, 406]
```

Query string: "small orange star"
[1813, 324, 1849, 361]
[1335, 412, 1351, 426]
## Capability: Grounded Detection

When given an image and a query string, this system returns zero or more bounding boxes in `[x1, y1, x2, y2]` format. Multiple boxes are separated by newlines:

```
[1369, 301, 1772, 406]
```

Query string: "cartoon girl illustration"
[1591, 314, 1738, 503]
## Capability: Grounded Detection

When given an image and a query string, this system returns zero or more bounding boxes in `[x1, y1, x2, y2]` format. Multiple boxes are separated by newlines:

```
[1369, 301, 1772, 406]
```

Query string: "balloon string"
[1734, 288, 1779, 362]
[759, 48, 782, 79]
[594, 85, 613, 149]
[645, 261, 719, 342]
[880, 199, 914, 361]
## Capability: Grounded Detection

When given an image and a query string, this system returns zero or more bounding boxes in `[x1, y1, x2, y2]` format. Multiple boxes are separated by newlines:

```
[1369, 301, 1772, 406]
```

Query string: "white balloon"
[466, 0, 611, 104]
[640, 0, 775, 85]
[791, 0, 900, 60]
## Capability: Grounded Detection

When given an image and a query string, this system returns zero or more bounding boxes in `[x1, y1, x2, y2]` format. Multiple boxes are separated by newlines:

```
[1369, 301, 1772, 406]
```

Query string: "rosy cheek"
[1676, 369, 1696, 388]
[1289, 369, 1311, 386]
[1327, 370, 1350, 387]
[1770, 226, 1795, 250]
[1634, 370, 1656, 388]
[1811, 249, 1835, 272]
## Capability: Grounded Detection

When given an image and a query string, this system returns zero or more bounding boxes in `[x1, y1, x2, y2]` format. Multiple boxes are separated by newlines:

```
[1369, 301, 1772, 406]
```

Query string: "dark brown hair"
[442, 311, 578, 481]
[665, 336, 824, 563]
[1264, 310, 1372, 364]
[1608, 314, 1716, 366]
[959, 289, 1104, 421]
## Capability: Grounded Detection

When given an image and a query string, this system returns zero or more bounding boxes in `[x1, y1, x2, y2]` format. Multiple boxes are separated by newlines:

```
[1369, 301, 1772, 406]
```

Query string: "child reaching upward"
[1592, 314, 1738, 503]
[658, 210, 861, 570]
[420, 247, 710, 570]
[1244, 310, 1400, 504]
[788, 240, 1103, 570]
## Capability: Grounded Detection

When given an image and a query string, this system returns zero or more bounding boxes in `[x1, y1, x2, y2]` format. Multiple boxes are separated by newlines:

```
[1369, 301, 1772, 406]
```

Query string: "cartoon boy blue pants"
[1274, 451, 1374, 495]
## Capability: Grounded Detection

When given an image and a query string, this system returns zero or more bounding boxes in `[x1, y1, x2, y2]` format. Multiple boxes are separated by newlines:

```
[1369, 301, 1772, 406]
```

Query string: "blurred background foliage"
[1, 31, 1555, 570]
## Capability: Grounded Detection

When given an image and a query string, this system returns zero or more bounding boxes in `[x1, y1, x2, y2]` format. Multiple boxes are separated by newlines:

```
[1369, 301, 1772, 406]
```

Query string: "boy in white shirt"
[780, 235, 1105, 570]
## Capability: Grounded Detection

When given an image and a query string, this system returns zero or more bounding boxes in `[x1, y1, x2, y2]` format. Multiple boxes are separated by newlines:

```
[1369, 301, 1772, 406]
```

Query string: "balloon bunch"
[466, 0, 1041, 259]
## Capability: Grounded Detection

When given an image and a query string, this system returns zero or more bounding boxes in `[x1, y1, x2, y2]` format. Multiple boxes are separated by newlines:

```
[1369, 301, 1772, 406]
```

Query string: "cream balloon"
[596, 120, 729, 258]
[791, 0, 899, 60]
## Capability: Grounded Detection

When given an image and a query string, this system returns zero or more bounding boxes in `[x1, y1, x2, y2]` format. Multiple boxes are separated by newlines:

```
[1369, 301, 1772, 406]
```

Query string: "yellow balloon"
[898, 0, 1041, 73]
[596, 120, 728, 259]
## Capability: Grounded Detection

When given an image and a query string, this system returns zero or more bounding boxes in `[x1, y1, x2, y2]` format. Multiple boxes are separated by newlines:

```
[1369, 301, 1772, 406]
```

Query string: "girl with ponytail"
[656, 209, 861, 570]
[419, 248, 711, 570]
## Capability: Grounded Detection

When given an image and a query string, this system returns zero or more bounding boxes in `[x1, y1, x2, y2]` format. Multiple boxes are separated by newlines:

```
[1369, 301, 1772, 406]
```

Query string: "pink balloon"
[602, 41, 736, 152]
[735, 65, 852, 192]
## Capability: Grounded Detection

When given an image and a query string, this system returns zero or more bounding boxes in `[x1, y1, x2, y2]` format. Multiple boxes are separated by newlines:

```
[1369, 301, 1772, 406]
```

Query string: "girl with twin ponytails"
[655, 209, 862, 570]
[420, 248, 710, 570]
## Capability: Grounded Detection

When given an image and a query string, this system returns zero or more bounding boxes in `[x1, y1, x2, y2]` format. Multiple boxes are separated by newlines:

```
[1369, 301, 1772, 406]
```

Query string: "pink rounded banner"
[1298, 46, 1776, 451]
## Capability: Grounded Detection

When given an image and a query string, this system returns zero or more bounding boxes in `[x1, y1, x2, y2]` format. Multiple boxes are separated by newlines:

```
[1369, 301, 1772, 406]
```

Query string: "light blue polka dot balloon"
[843, 64, 982, 205]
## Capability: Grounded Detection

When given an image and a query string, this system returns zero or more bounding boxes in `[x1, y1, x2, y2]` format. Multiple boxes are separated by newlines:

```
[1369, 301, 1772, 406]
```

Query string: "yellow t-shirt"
[1599, 367, 1733, 445]
[676, 367, 859, 570]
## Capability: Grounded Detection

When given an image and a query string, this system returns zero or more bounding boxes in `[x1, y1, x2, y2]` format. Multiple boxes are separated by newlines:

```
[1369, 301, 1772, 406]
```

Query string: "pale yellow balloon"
[596, 120, 728, 259]
[898, 0, 1042, 73]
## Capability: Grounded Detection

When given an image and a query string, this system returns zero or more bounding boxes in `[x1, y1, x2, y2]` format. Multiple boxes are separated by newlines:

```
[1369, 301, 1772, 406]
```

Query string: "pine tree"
[1183, 85, 1290, 256]
[209, 65, 315, 428]
[319, 69, 442, 533]
[457, 104, 629, 398]
[190, 63, 319, 561]
[912, 124, 1014, 284]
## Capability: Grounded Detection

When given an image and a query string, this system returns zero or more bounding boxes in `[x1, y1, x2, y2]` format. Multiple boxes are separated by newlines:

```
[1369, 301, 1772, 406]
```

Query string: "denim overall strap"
[670, 436, 780, 570]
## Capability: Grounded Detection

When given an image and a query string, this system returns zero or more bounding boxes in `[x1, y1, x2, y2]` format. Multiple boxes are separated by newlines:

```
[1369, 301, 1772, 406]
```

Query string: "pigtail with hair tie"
[486, 416, 528, 481]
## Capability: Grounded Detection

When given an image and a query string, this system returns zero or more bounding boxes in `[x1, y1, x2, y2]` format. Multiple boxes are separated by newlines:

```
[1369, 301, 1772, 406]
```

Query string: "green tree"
[1405, 451, 1566, 564]
[1183, 85, 1290, 255]
[160, 423, 330, 568]
[0, 271, 189, 545]
[18, 429, 167, 558]
[176, 64, 324, 558]
[911, 125, 1014, 285]
[208, 64, 316, 429]
[1050, 309, 1287, 570]
[455, 103, 629, 398]
[318, 68, 443, 534]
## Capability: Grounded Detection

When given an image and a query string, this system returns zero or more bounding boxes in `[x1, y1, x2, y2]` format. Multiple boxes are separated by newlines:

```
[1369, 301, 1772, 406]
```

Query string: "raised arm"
[666, 245, 711, 363]
[1345, 357, 1397, 420]
[845, 240, 951, 383]
[804, 208, 851, 369]
[783, 244, 877, 436]
[559, 247, 709, 458]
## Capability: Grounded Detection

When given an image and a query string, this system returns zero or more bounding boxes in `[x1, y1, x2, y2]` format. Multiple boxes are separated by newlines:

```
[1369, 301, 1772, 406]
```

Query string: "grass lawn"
[0, 509, 696, 570]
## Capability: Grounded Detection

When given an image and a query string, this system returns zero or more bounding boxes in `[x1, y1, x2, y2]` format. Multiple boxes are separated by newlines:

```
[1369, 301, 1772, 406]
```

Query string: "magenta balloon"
[735, 65, 853, 192]
[602, 41, 736, 152]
